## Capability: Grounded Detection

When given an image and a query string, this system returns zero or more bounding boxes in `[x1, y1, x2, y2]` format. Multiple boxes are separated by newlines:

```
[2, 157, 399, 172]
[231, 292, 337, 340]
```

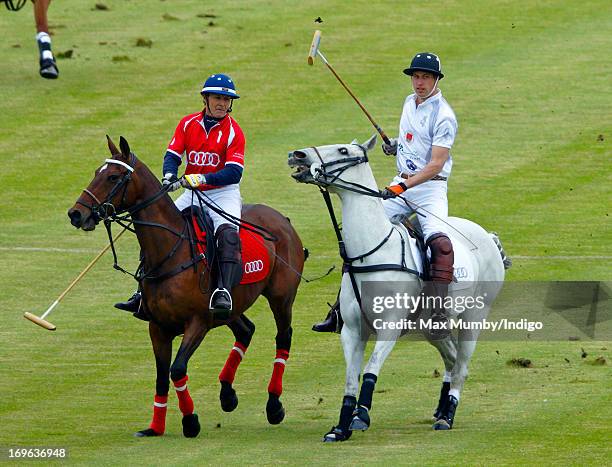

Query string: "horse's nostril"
[293, 151, 307, 159]
[68, 209, 82, 227]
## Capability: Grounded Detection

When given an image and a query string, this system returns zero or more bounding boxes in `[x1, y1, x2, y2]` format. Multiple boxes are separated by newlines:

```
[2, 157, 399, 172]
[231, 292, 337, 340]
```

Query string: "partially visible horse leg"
[265, 294, 294, 425]
[425, 333, 458, 420]
[135, 322, 173, 437]
[169, 317, 209, 438]
[433, 329, 480, 430]
[349, 328, 401, 432]
[218, 315, 256, 412]
[323, 294, 366, 442]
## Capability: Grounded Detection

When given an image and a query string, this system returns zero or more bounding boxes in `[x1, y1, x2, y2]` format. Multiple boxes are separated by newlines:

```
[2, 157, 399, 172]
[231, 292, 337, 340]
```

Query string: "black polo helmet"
[403, 52, 444, 79]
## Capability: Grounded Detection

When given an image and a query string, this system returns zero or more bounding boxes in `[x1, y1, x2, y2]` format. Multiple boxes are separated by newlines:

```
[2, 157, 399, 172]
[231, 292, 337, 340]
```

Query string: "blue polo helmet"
[403, 52, 444, 79]
[200, 73, 240, 99]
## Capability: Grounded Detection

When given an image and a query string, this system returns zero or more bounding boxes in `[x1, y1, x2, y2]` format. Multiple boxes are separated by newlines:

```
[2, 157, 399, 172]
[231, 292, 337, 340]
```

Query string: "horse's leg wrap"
[219, 342, 247, 384]
[173, 375, 194, 416]
[338, 395, 357, 432]
[427, 234, 454, 284]
[215, 224, 242, 291]
[149, 394, 168, 434]
[267, 327, 292, 396]
[268, 349, 289, 397]
[357, 373, 377, 411]
[219, 317, 255, 384]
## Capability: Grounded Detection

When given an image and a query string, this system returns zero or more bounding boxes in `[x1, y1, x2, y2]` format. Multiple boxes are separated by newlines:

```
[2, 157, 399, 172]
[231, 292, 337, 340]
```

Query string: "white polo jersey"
[396, 91, 457, 179]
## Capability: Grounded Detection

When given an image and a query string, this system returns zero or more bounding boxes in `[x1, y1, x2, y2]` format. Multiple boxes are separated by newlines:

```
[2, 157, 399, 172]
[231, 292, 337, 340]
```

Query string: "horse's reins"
[311, 144, 424, 332]
[189, 188, 333, 283]
[78, 154, 204, 282]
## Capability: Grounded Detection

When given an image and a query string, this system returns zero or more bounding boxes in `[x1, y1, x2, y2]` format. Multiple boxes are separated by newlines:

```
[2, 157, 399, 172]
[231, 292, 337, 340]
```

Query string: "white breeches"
[174, 187, 242, 233]
[383, 177, 449, 241]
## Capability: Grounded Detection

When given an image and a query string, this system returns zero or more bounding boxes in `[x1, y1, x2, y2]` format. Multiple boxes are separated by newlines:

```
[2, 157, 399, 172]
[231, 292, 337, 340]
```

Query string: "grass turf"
[0, 0, 610, 464]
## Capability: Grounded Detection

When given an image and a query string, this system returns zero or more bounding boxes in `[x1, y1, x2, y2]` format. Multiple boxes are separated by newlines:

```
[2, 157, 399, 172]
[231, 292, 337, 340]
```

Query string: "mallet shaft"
[318, 51, 391, 145]
[23, 227, 127, 330]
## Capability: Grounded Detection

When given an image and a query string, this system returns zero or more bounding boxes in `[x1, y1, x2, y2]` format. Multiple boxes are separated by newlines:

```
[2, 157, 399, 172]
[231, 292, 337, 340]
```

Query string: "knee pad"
[427, 234, 454, 283]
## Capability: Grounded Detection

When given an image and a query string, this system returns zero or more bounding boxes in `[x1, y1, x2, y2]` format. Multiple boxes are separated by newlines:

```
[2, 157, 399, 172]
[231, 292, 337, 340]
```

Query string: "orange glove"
[381, 183, 407, 198]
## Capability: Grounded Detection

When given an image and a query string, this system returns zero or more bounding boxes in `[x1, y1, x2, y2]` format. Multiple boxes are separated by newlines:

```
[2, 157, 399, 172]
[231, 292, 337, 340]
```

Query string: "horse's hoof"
[134, 428, 162, 437]
[220, 383, 238, 412]
[348, 406, 370, 431]
[433, 419, 452, 430]
[182, 413, 201, 438]
[348, 416, 370, 431]
[323, 426, 351, 442]
[266, 394, 285, 425]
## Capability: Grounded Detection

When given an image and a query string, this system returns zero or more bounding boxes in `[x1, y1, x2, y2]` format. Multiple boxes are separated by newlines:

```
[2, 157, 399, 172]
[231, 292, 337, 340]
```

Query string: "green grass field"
[1, 1, 610, 465]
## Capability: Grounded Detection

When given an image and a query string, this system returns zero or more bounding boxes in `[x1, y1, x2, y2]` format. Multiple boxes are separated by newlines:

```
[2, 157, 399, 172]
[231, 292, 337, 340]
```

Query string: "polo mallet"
[307, 30, 391, 145]
[24, 227, 127, 331]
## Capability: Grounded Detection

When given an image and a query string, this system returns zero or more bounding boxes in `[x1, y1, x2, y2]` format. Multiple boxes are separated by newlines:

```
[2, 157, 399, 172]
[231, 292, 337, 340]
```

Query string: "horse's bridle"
[76, 156, 136, 224]
[310, 144, 387, 199]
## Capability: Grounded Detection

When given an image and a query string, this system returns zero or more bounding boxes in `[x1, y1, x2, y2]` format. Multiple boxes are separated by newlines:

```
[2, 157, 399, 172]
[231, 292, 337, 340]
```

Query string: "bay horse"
[68, 136, 305, 438]
[288, 135, 508, 441]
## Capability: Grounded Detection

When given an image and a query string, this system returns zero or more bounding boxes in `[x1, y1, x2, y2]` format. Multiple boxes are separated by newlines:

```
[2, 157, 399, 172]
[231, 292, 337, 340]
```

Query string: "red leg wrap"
[173, 375, 194, 416]
[219, 341, 247, 384]
[149, 394, 168, 434]
[267, 349, 289, 397]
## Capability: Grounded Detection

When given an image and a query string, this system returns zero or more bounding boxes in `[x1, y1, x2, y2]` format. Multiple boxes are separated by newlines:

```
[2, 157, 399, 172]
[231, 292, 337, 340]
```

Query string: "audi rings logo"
[244, 260, 264, 274]
[188, 151, 220, 167]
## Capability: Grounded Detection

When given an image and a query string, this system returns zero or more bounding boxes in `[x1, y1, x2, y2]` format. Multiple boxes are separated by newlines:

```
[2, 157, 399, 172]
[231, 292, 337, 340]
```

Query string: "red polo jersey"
[166, 112, 245, 191]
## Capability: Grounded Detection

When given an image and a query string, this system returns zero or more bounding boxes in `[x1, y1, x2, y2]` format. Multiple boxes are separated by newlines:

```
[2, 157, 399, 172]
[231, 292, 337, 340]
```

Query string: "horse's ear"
[362, 134, 377, 152]
[106, 135, 119, 156]
[119, 136, 131, 159]
[350, 138, 359, 145]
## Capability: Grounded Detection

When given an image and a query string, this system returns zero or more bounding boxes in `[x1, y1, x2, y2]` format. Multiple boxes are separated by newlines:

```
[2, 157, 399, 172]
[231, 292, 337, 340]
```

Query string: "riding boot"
[312, 291, 343, 333]
[210, 224, 242, 320]
[114, 251, 149, 321]
[115, 289, 142, 313]
[422, 234, 454, 339]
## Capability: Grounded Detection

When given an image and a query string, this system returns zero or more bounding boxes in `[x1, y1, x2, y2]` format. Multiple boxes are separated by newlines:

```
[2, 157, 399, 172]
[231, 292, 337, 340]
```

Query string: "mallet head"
[307, 30, 322, 65]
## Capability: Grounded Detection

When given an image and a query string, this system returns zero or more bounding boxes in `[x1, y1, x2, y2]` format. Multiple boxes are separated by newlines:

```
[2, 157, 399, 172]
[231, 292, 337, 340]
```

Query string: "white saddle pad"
[402, 229, 478, 291]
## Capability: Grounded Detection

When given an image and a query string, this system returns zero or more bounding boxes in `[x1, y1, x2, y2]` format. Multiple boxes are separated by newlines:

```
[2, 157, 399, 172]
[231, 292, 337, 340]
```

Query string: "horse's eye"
[339, 147, 348, 155]
[108, 174, 120, 183]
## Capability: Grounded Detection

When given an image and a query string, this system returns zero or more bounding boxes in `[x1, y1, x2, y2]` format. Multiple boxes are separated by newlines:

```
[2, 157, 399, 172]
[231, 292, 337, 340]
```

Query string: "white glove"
[382, 138, 398, 156]
[162, 172, 181, 191]
[182, 173, 207, 188]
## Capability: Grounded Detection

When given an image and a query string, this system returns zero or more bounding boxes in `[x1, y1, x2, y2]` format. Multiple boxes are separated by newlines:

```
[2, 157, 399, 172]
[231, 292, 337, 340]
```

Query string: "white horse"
[288, 135, 509, 441]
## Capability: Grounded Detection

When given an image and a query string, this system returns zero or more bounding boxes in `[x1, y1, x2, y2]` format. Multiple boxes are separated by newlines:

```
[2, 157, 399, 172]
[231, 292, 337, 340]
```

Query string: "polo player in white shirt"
[313, 52, 457, 334]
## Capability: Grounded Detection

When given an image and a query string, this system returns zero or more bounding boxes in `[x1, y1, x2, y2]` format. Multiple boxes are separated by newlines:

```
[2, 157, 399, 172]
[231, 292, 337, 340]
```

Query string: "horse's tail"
[489, 232, 512, 270]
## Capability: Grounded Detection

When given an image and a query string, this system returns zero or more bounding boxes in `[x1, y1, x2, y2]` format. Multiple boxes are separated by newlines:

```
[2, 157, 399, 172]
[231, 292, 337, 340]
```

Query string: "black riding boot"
[114, 251, 148, 321]
[210, 224, 242, 320]
[114, 290, 141, 313]
[312, 291, 343, 333]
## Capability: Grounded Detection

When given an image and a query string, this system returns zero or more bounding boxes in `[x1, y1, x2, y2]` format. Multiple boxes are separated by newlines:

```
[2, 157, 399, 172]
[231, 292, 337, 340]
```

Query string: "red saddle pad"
[191, 216, 270, 284]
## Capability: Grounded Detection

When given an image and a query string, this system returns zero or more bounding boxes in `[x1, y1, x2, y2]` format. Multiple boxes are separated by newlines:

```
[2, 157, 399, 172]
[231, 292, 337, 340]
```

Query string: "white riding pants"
[174, 186, 242, 233]
[383, 176, 449, 242]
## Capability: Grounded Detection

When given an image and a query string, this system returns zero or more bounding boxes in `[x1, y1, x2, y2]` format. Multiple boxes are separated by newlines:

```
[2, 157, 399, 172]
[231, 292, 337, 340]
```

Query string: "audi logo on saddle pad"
[188, 151, 220, 167]
[244, 260, 264, 274]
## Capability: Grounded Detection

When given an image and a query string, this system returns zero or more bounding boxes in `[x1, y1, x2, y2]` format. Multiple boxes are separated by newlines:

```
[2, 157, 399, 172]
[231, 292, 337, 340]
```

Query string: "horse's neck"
[132, 168, 186, 266]
[339, 190, 394, 259]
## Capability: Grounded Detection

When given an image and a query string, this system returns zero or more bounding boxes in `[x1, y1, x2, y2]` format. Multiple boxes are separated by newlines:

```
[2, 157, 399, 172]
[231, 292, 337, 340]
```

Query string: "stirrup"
[209, 288, 232, 320]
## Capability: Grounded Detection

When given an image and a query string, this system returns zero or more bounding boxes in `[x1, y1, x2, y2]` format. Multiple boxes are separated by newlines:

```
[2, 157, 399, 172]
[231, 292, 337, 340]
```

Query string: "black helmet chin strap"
[203, 93, 233, 114]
